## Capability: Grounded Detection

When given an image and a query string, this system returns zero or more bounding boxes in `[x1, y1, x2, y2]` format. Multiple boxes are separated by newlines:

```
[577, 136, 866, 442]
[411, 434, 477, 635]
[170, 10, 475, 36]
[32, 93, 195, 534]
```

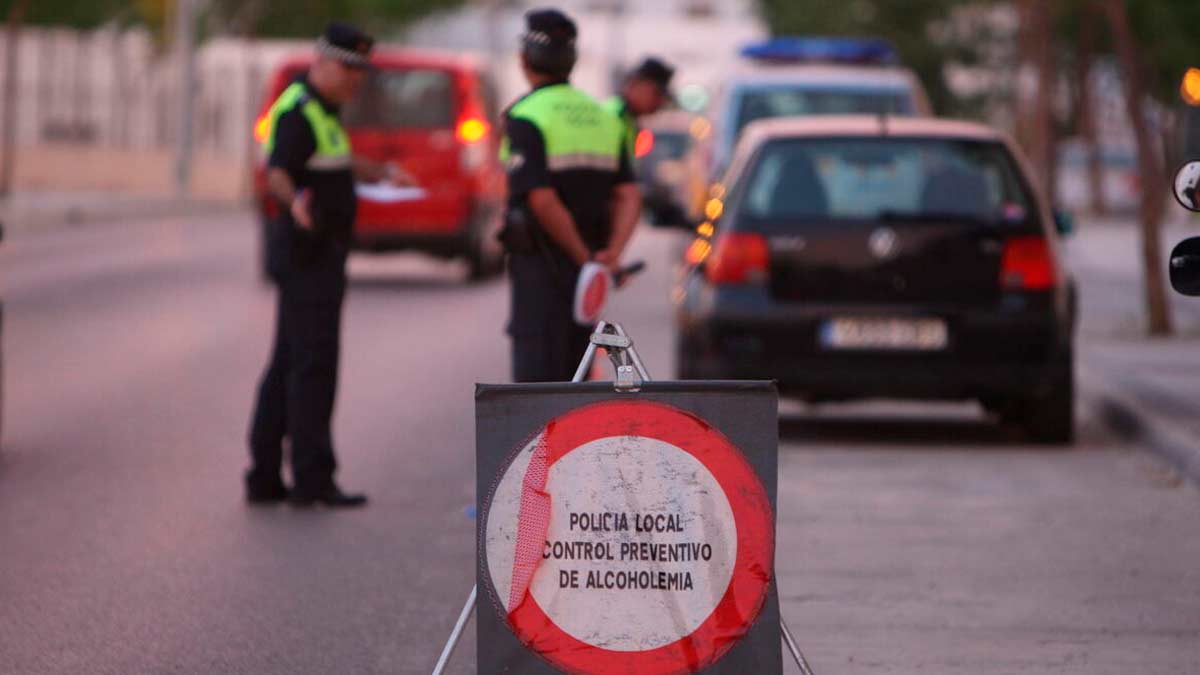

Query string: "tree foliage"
[1, 0, 468, 37]
[1125, 0, 1200, 104]
[0, 0, 129, 27]
[203, 0, 468, 38]
[755, 0, 976, 115]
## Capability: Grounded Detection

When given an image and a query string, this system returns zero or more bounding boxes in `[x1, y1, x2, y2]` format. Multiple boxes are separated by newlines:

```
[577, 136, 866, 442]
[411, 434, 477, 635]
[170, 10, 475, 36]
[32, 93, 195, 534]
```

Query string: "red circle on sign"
[498, 400, 774, 675]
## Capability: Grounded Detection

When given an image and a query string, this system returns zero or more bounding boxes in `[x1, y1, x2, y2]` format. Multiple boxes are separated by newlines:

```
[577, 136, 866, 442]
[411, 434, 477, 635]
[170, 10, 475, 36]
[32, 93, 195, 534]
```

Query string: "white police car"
[705, 38, 932, 177]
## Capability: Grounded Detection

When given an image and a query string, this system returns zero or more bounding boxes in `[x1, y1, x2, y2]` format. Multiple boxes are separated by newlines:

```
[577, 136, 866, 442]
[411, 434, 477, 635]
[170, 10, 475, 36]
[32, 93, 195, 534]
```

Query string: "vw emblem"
[868, 227, 899, 260]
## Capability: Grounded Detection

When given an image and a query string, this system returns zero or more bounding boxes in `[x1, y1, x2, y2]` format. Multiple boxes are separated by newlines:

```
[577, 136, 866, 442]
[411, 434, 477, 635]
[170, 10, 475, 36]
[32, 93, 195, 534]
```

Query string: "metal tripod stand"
[432, 321, 815, 675]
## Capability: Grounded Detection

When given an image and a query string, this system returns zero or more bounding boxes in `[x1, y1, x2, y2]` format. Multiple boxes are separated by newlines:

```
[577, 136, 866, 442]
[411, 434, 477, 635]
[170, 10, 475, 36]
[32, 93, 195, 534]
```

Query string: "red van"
[253, 49, 505, 279]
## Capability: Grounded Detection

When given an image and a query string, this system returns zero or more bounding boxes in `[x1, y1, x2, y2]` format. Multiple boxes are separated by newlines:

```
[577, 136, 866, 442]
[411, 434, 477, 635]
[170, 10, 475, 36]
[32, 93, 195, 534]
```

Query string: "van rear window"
[343, 69, 455, 129]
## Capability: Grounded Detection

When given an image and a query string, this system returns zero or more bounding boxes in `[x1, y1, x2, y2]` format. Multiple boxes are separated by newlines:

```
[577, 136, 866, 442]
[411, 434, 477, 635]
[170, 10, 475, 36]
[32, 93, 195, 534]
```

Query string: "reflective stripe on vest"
[260, 82, 351, 171]
[501, 84, 623, 174]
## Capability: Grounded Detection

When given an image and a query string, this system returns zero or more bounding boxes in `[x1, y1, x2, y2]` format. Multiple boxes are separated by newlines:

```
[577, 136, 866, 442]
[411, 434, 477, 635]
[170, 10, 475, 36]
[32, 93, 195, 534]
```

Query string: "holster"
[498, 207, 539, 255]
[499, 206, 571, 288]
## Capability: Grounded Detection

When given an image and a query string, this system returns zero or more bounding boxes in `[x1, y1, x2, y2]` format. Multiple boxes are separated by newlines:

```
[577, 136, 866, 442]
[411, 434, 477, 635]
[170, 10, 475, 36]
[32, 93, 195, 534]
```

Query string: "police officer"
[501, 8, 642, 382]
[246, 22, 394, 508]
[604, 57, 676, 162]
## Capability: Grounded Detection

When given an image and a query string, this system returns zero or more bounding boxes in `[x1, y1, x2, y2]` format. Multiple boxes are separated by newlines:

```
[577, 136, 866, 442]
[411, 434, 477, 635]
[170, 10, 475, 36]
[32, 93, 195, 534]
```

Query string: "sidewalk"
[1069, 215, 1200, 482]
[0, 190, 245, 235]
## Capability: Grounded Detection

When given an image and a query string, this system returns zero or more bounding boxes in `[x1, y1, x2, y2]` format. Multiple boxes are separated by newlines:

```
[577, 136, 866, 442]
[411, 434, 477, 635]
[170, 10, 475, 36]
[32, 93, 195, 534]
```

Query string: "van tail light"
[456, 117, 489, 145]
[1000, 235, 1056, 290]
[456, 100, 491, 171]
[706, 232, 770, 284]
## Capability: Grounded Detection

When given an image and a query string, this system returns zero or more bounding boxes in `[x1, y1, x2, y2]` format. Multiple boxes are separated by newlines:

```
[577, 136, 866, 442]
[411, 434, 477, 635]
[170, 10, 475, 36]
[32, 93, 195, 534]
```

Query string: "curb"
[1088, 370, 1200, 485]
[2, 199, 248, 236]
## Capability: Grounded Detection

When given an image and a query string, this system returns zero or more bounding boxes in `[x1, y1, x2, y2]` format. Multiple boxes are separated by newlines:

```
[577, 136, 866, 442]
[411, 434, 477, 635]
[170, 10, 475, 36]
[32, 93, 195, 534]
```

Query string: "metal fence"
[0, 26, 308, 197]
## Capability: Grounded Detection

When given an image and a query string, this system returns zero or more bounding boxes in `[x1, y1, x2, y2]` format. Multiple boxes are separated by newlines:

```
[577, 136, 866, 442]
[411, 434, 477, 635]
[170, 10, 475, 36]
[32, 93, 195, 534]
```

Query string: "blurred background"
[2, 0, 1199, 329]
[3, 2, 1200, 674]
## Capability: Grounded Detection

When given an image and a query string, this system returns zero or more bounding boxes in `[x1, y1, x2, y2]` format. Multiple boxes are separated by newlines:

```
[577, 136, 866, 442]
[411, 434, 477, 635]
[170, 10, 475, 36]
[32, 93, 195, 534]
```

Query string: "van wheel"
[1020, 354, 1075, 445]
[466, 210, 503, 281]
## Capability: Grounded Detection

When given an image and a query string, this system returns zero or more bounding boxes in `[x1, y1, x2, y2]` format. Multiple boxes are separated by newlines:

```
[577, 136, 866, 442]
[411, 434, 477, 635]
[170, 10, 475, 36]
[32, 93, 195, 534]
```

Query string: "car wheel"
[1021, 353, 1075, 445]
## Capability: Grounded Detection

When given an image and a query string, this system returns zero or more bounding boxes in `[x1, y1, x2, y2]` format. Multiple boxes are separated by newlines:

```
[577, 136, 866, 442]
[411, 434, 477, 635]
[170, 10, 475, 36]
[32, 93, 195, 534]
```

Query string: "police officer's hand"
[292, 191, 314, 230]
[593, 249, 624, 284]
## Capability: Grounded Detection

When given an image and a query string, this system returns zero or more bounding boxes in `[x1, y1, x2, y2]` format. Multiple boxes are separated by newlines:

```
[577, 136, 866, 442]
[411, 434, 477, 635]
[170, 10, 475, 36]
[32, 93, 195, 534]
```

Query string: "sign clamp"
[432, 321, 816, 675]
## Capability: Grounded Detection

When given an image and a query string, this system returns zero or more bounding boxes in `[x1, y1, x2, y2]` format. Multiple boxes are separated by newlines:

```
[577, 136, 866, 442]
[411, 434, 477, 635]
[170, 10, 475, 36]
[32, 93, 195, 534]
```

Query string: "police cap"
[630, 57, 675, 97]
[522, 8, 578, 78]
[317, 21, 375, 70]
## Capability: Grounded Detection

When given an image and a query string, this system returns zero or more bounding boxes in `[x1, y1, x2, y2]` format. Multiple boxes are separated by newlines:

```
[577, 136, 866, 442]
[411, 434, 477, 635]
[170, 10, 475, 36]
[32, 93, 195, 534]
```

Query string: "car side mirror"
[1172, 160, 1200, 212]
[1052, 209, 1074, 237]
[1169, 236, 1200, 296]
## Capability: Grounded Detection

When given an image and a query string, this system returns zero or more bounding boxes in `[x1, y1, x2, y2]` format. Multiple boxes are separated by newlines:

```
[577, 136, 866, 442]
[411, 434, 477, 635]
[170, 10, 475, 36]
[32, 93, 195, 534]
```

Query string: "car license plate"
[820, 317, 948, 351]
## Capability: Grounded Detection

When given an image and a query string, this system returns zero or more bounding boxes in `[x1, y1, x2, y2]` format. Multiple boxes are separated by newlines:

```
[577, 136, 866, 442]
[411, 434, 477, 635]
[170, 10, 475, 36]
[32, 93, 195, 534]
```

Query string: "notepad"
[355, 182, 427, 203]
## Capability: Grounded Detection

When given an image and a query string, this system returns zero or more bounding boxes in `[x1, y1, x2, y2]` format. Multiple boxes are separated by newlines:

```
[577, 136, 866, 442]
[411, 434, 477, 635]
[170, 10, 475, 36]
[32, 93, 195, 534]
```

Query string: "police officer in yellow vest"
[247, 22, 396, 508]
[500, 8, 641, 382]
[604, 57, 676, 162]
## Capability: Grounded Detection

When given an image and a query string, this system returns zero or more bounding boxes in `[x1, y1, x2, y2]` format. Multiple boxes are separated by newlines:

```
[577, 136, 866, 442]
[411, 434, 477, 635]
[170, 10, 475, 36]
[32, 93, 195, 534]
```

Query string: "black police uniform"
[502, 83, 635, 383]
[247, 74, 357, 498]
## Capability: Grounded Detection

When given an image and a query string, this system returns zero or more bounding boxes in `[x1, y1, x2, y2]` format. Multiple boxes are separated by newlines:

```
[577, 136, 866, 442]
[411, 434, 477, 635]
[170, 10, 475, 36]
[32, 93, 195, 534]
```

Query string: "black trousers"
[248, 230, 347, 492]
[508, 252, 592, 383]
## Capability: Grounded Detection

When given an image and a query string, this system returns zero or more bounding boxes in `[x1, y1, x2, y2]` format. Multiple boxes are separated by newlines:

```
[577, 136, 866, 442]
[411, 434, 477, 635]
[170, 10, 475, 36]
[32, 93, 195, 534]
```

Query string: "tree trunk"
[1101, 0, 1172, 335]
[1017, 0, 1055, 196]
[1075, 10, 1107, 215]
[0, 0, 30, 198]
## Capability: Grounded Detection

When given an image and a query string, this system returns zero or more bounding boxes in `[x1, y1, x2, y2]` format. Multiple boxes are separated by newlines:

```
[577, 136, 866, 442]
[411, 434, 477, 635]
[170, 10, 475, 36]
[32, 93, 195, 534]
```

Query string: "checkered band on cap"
[521, 30, 574, 48]
[317, 36, 370, 67]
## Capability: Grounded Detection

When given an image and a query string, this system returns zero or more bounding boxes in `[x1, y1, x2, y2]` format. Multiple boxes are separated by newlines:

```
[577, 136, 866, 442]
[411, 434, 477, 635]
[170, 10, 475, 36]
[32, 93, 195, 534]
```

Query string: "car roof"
[740, 115, 1006, 145]
[276, 46, 485, 74]
[727, 63, 920, 90]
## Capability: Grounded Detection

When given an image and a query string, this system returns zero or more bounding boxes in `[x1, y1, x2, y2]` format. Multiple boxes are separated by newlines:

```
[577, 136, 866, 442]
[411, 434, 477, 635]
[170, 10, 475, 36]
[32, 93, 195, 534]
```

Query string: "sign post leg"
[432, 324, 613, 674]
[781, 617, 817, 675]
[431, 584, 477, 675]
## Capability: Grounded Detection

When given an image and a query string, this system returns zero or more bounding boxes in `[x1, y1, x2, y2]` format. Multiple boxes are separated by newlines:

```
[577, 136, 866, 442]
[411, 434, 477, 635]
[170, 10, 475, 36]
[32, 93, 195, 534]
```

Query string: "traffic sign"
[476, 383, 781, 675]
[573, 262, 612, 326]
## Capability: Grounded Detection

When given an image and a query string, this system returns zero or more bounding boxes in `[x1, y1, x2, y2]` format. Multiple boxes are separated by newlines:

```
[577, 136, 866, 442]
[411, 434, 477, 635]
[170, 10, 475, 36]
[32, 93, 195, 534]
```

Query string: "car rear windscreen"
[343, 69, 455, 129]
[738, 137, 1034, 225]
[735, 88, 915, 136]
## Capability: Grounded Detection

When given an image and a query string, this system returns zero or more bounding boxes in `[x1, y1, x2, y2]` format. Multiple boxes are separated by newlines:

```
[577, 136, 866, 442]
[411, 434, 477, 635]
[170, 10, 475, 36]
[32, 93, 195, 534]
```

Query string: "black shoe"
[245, 480, 290, 505]
[289, 484, 368, 509]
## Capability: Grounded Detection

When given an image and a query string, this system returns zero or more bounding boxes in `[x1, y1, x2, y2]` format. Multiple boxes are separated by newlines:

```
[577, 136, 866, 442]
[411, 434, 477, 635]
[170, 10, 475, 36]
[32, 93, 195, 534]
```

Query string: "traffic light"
[1181, 67, 1200, 106]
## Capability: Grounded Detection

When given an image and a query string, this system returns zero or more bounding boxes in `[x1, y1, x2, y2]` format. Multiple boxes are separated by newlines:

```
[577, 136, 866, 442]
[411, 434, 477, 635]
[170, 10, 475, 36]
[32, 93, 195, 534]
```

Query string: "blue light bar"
[740, 37, 899, 66]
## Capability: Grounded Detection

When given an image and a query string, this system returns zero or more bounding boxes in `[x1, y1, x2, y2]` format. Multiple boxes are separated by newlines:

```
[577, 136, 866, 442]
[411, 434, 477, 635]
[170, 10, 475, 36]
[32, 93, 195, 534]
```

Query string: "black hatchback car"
[675, 116, 1076, 443]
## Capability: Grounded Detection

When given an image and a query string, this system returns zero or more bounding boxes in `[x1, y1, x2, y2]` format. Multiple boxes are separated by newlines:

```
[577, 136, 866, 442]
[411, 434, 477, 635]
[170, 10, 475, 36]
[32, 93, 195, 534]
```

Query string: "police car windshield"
[343, 69, 454, 129]
[738, 137, 1033, 226]
[734, 88, 914, 136]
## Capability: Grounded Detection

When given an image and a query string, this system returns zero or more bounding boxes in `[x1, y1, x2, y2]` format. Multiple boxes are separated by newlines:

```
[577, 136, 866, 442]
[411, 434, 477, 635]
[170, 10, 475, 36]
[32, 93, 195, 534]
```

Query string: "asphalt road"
[2, 213, 1198, 674]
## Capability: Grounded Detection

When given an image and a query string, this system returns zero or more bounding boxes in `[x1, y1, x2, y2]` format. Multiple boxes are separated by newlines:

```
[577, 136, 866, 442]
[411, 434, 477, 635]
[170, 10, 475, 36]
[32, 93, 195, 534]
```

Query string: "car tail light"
[706, 232, 770, 284]
[1000, 235, 1056, 290]
[635, 129, 654, 158]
